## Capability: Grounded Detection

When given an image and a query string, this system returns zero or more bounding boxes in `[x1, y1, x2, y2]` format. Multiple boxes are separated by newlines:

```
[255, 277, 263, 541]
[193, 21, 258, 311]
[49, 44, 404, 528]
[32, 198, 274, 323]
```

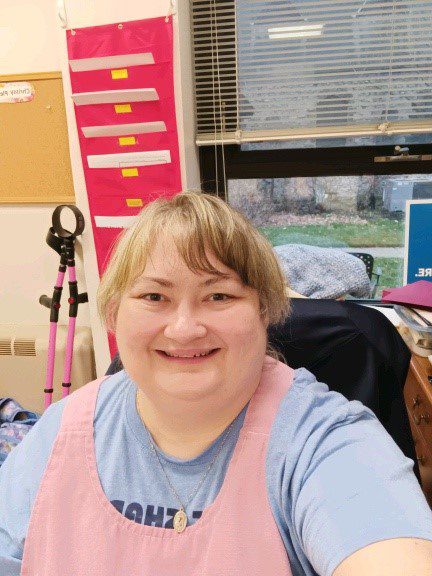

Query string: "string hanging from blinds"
[191, 0, 432, 146]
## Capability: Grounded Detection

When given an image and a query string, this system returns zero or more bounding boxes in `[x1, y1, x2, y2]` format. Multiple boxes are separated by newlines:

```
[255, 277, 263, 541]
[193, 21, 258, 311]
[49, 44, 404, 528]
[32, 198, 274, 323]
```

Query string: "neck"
[136, 387, 255, 460]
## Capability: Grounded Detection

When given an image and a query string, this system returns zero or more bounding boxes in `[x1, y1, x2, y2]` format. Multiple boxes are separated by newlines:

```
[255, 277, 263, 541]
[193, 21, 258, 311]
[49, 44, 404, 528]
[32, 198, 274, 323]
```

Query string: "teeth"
[164, 350, 213, 358]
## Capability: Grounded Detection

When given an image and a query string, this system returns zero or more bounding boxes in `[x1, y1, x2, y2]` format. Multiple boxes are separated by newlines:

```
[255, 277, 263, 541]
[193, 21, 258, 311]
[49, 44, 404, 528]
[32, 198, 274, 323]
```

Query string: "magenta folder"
[381, 280, 432, 310]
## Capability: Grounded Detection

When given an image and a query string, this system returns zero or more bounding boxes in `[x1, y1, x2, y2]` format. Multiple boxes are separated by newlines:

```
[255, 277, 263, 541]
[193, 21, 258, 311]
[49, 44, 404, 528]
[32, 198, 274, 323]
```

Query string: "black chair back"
[349, 252, 374, 279]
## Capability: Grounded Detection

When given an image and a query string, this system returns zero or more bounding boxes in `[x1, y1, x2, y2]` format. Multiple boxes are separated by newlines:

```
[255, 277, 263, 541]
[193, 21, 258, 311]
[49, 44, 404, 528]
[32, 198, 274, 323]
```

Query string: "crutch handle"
[39, 295, 52, 309]
[78, 292, 88, 304]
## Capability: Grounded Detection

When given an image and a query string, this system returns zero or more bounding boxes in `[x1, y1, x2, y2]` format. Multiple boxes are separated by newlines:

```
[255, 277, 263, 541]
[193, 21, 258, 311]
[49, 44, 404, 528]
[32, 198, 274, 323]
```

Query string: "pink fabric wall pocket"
[66, 16, 182, 277]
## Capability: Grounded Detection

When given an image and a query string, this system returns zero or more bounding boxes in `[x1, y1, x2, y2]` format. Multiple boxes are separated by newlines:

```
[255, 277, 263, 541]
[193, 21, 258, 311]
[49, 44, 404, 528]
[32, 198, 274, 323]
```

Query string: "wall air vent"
[0, 338, 12, 356]
[0, 325, 96, 414]
[14, 339, 36, 357]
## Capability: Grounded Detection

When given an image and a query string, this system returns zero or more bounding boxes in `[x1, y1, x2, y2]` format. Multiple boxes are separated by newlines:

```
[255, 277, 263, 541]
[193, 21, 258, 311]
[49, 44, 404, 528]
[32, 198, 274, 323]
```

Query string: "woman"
[0, 191, 431, 575]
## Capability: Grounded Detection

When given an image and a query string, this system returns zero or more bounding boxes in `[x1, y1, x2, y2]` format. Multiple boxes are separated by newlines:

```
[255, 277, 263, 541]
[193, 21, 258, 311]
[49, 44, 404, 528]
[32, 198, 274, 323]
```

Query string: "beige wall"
[0, 0, 200, 374]
[0, 1, 85, 327]
[1, 1, 62, 73]
[0, 206, 90, 326]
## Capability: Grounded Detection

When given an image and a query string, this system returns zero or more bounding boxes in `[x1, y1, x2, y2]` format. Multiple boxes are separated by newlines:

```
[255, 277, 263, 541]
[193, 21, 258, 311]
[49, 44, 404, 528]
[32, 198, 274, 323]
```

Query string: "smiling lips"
[161, 348, 217, 357]
[156, 348, 219, 361]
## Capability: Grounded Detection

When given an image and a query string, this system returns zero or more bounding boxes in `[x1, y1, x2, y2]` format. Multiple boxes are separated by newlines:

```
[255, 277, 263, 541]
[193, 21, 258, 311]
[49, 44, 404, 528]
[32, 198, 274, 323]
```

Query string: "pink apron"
[21, 359, 294, 575]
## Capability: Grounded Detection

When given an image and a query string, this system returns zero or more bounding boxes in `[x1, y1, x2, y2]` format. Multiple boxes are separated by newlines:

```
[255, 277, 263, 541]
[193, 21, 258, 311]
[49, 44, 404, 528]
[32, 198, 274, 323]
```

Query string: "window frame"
[199, 143, 432, 197]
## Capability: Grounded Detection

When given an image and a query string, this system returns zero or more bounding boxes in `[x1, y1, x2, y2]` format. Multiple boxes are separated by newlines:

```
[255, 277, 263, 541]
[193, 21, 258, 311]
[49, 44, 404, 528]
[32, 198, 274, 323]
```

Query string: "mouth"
[155, 348, 220, 363]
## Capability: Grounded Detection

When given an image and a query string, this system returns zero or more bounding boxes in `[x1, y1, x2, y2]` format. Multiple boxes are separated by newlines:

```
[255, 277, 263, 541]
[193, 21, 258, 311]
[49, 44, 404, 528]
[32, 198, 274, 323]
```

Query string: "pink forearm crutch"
[39, 205, 88, 411]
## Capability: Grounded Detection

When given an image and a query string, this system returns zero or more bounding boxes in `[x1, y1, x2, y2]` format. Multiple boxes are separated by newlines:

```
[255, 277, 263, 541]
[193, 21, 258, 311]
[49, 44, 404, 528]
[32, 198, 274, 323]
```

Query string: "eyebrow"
[134, 274, 234, 288]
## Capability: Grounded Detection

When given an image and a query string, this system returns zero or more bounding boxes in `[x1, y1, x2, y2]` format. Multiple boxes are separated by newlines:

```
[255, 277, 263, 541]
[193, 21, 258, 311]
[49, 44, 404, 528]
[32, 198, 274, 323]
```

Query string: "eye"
[210, 293, 232, 302]
[141, 293, 164, 302]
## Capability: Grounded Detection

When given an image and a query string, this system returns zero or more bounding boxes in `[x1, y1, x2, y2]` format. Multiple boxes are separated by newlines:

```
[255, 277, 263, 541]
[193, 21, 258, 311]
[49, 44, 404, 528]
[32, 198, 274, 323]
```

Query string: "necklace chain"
[137, 391, 236, 515]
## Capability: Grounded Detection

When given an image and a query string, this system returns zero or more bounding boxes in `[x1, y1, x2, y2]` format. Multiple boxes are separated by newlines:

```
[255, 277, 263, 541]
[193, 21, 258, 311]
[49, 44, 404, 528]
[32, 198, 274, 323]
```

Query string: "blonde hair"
[97, 191, 290, 361]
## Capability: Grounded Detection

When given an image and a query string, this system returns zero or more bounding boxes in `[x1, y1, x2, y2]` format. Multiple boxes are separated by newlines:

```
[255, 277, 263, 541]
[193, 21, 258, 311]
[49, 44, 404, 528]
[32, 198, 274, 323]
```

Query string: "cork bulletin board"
[0, 72, 75, 203]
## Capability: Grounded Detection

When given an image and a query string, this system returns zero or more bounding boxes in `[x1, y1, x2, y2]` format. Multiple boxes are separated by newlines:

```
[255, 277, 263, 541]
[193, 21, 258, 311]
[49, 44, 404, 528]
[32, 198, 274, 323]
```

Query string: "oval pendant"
[173, 509, 187, 533]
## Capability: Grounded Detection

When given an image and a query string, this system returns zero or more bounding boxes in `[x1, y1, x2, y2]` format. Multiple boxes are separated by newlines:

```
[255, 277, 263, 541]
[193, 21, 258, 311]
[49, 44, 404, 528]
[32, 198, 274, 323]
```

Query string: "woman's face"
[114, 235, 269, 407]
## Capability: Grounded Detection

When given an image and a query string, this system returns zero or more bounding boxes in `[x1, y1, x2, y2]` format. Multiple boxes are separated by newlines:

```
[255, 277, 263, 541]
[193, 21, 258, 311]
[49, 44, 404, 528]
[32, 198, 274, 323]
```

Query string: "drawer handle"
[412, 395, 421, 408]
[414, 413, 431, 425]
[417, 454, 427, 466]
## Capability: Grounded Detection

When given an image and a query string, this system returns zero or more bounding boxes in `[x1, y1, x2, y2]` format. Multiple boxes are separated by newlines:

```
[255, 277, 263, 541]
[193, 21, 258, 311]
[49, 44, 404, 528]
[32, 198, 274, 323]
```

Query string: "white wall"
[1, 1, 62, 73]
[0, 0, 200, 374]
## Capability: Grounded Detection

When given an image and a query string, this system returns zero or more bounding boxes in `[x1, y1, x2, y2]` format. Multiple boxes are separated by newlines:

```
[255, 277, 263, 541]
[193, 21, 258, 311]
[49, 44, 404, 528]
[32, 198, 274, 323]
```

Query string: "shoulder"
[272, 366, 373, 442]
[0, 394, 66, 553]
[266, 365, 417, 524]
[267, 367, 369, 502]
[269, 365, 406, 477]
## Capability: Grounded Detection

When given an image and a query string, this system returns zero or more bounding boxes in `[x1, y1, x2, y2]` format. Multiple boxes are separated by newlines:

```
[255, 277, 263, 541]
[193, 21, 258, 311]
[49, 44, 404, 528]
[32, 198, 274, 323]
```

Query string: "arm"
[0, 443, 34, 575]
[289, 384, 432, 576]
[333, 537, 432, 576]
[0, 400, 64, 573]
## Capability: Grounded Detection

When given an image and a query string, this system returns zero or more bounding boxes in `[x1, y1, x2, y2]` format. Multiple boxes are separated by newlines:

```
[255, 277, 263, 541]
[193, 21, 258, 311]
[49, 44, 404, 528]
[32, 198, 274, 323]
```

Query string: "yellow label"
[114, 104, 132, 113]
[111, 68, 128, 79]
[119, 136, 136, 146]
[122, 168, 138, 177]
[126, 198, 143, 207]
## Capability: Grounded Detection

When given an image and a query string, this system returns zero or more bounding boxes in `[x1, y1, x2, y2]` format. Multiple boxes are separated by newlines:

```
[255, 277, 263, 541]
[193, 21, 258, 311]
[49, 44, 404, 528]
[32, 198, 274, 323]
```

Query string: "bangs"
[158, 210, 241, 280]
[97, 191, 290, 334]
[124, 211, 229, 291]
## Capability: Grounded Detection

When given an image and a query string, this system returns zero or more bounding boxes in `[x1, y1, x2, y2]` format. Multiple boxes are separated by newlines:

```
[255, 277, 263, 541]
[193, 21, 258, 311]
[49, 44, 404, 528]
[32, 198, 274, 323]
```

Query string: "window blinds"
[192, 0, 432, 145]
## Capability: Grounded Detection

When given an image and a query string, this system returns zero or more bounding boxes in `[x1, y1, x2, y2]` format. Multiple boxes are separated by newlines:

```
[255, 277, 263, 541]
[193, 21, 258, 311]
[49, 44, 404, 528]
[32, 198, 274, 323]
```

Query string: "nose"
[163, 307, 207, 342]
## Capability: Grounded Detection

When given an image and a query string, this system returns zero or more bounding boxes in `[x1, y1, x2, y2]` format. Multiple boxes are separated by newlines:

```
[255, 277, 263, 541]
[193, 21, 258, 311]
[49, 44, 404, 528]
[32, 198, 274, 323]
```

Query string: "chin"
[158, 375, 222, 402]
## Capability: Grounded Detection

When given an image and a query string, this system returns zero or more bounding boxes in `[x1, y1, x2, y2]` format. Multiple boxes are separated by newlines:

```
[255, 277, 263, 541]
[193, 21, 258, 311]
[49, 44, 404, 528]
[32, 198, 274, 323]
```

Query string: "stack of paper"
[384, 281, 432, 356]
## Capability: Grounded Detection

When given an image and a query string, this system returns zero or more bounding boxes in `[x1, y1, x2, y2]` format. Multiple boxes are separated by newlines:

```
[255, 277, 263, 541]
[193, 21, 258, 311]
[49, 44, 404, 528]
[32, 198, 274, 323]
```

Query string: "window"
[192, 0, 432, 145]
[191, 1, 432, 300]
[199, 143, 432, 300]
[228, 174, 432, 299]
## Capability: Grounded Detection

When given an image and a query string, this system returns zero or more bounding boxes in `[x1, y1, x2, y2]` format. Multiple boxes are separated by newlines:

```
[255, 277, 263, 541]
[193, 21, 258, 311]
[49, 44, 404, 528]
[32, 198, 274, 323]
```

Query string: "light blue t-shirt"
[0, 368, 431, 576]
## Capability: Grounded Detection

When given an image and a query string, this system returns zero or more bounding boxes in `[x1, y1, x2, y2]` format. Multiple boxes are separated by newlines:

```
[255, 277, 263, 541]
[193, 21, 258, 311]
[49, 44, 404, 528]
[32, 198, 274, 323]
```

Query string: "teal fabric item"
[0, 398, 39, 466]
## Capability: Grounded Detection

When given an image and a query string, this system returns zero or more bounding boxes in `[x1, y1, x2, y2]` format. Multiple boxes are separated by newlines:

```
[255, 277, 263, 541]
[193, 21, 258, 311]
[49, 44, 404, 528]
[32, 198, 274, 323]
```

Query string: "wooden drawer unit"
[407, 411, 432, 504]
[404, 355, 432, 505]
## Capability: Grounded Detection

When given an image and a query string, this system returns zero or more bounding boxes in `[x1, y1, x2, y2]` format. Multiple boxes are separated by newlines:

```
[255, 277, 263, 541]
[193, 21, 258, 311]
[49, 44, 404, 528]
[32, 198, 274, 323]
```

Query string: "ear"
[105, 298, 119, 334]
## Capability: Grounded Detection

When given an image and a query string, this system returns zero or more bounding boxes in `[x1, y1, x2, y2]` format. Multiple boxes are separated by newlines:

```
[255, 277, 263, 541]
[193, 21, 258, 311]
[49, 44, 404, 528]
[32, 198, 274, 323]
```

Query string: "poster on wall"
[404, 200, 432, 285]
[66, 16, 182, 356]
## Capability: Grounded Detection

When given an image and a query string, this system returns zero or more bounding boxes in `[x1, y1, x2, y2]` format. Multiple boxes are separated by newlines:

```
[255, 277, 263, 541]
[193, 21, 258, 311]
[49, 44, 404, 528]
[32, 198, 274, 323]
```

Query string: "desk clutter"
[382, 281, 432, 362]
[394, 306, 432, 360]
[66, 17, 182, 275]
